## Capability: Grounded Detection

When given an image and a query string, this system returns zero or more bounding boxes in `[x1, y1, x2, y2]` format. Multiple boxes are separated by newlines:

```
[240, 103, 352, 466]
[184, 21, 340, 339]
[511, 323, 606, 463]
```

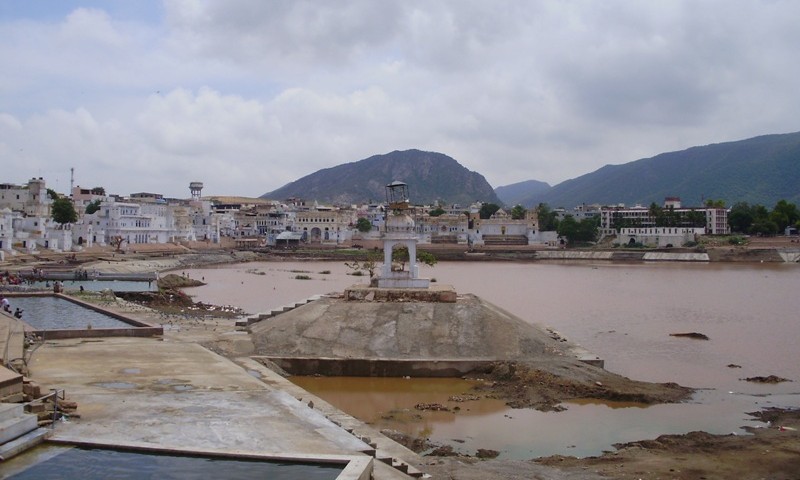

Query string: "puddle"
[246, 370, 262, 378]
[120, 368, 141, 375]
[93, 382, 137, 390]
[156, 378, 189, 385]
[172, 385, 194, 392]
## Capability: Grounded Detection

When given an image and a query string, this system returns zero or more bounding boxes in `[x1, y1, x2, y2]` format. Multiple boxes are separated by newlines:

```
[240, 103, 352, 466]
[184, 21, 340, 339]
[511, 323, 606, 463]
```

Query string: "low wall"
[33, 326, 163, 340]
[256, 356, 496, 377]
[344, 286, 457, 303]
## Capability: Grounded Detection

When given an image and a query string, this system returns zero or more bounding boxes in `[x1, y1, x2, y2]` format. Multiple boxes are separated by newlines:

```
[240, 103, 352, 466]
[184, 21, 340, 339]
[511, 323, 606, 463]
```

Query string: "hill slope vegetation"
[517, 132, 800, 208]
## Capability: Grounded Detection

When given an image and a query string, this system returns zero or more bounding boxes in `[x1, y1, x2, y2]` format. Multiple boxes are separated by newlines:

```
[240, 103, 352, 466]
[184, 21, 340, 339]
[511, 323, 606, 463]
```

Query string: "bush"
[318, 270, 331, 275]
[349, 270, 364, 276]
[294, 275, 311, 280]
[728, 236, 746, 245]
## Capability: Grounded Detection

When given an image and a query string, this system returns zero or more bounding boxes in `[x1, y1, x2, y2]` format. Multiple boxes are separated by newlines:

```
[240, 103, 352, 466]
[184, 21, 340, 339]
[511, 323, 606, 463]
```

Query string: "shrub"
[294, 275, 311, 280]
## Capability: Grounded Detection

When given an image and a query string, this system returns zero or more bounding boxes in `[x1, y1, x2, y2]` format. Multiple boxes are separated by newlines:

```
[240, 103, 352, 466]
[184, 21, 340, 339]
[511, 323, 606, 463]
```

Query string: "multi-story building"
[600, 198, 729, 236]
[0, 178, 51, 218]
[600, 197, 730, 246]
[292, 203, 356, 244]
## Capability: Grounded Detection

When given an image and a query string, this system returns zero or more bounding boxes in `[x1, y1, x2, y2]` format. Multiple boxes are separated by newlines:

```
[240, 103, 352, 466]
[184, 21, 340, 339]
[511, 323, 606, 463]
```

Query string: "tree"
[428, 207, 446, 217]
[728, 202, 755, 233]
[510, 204, 526, 220]
[110, 235, 126, 252]
[770, 200, 799, 232]
[705, 199, 726, 208]
[479, 203, 500, 220]
[46, 188, 59, 200]
[391, 246, 437, 271]
[355, 217, 372, 233]
[557, 215, 598, 245]
[344, 251, 380, 278]
[536, 203, 559, 231]
[51, 197, 78, 224]
[85, 199, 102, 215]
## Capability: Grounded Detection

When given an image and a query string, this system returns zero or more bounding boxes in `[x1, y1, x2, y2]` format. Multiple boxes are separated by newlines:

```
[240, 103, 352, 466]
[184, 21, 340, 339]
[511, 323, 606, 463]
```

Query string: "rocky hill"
[261, 149, 501, 206]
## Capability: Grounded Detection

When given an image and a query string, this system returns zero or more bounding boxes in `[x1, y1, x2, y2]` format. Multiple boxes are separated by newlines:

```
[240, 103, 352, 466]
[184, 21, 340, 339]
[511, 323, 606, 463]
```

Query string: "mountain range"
[502, 131, 800, 208]
[262, 132, 800, 209]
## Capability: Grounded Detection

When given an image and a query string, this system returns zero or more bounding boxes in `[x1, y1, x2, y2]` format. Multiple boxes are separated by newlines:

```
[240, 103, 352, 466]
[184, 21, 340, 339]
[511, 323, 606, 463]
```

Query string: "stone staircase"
[0, 403, 50, 461]
[430, 234, 458, 244]
[481, 234, 528, 246]
[235, 295, 325, 328]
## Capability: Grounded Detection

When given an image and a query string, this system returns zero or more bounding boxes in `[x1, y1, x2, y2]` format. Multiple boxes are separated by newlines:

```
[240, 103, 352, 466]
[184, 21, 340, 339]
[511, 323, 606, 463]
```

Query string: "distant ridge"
[495, 179, 551, 206]
[517, 132, 800, 208]
[261, 149, 501, 206]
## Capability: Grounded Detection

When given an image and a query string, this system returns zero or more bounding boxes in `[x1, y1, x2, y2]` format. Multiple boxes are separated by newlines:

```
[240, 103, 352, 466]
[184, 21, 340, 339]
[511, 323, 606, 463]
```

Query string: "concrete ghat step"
[0, 412, 38, 445]
[0, 427, 50, 461]
[0, 404, 24, 424]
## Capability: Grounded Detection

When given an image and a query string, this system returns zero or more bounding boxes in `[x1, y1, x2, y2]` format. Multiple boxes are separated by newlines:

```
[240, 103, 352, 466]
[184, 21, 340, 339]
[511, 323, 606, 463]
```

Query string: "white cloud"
[1, 0, 800, 198]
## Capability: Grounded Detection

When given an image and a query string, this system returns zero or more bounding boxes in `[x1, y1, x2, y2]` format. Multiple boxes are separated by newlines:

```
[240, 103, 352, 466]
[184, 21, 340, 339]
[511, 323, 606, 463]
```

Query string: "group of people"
[0, 295, 23, 319]
[1, 271, 24, 286]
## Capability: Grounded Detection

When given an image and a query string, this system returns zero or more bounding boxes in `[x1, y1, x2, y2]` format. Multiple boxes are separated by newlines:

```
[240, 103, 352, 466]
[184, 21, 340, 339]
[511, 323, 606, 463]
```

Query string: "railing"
[25, 388, 66, 428]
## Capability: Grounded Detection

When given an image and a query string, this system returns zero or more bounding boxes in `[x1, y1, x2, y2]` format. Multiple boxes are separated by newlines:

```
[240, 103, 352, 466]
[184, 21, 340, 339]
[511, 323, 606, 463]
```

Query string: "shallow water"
[11, 296, 136, 330]
[184, 260, 800, 458]
[3, 446, 342, 480]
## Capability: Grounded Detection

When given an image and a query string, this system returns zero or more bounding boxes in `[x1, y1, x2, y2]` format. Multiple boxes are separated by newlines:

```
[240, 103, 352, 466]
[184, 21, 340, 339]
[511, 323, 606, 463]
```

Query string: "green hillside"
[520, 132, 800, 208]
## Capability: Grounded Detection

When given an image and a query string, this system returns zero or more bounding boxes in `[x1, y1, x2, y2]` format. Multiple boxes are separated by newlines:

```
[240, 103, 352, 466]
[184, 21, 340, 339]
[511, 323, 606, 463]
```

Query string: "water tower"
[189, 181, 204, 201]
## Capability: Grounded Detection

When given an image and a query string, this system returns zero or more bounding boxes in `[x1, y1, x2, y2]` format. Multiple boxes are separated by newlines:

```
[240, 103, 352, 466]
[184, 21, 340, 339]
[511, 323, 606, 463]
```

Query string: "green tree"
[510, 204, 527, 220]
[355, 217, 372, 233]
[649, 202, 664, 226]
[391, 246, 437, 271]
[478, 203, 500, 220]
[704, 199, 726, 208]
[728, 202, 755, 233]
[557, 215, 598, 245]
[536, 203, 559, 231]
[770, 200, 799, 232]
[51, 197, 78, 224]
[46, 188, 59, 200]
[685, 210, 707, 228]
[428, 207, 445, 217]
[85, 199, 102, 215]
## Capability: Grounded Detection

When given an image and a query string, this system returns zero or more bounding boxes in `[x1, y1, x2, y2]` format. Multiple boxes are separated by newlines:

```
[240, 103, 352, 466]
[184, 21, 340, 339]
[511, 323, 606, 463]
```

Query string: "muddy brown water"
[183, 260, 800, 458]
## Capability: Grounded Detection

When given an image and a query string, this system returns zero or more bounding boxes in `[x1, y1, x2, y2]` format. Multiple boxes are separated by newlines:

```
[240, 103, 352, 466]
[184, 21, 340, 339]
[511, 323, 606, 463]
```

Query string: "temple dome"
[386, 213, 415, 231]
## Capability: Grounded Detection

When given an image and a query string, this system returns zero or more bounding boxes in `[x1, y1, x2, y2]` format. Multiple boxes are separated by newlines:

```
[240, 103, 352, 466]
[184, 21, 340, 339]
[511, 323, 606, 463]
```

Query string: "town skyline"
[2, 1, 800, 198]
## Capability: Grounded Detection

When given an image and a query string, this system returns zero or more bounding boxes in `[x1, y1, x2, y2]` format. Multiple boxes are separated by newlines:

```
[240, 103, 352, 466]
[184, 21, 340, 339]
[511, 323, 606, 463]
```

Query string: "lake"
[183, 260, 800, 458]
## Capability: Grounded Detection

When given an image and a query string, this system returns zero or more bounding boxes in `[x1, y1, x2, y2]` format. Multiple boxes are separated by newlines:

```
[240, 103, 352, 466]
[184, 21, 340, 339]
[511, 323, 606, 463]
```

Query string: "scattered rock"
[380, 430, 434, 453]
[476, 448, 500, 459]
[742, 375, 791, 384]
[415, 402, 451, 412]
[727, 364, 742, 368]
[669, 332, 710, 340]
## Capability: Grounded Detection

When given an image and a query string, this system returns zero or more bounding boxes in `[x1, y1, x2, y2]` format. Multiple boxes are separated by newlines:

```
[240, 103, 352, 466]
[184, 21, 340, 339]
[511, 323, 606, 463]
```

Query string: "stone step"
[0, 427, 50, 461]
[0, 410, 38, 445]
[0, 404, 24, 424]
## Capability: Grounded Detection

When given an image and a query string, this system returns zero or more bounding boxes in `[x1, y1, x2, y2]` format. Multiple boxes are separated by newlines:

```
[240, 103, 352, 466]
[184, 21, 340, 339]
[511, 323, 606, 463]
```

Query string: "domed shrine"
[377, 181, 430, 289]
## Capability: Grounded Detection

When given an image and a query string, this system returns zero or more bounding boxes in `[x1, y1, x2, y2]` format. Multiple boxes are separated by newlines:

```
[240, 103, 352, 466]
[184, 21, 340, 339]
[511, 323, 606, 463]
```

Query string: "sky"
[1, 1, 799, 199]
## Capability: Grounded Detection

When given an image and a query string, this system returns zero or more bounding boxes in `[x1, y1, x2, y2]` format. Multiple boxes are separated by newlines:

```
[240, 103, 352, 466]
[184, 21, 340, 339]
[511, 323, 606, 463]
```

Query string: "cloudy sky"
[1, 1, 799, 199]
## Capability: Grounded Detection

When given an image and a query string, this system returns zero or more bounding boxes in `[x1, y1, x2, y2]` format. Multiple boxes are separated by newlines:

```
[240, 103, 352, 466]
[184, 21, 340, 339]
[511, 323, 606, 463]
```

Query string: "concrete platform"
[25, 337, 377, 476]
